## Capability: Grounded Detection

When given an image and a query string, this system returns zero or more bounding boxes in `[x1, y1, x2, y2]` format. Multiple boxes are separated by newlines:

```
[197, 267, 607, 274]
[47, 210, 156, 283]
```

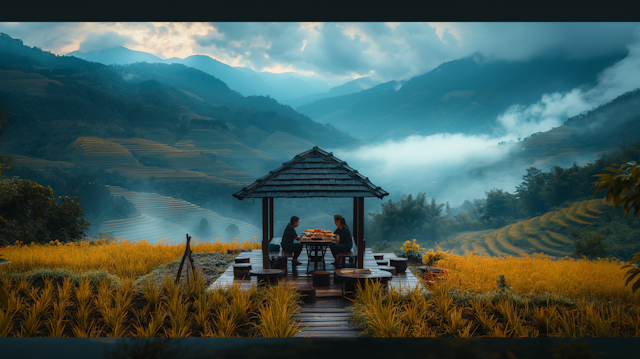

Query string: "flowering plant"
[422, 247, 449, 266]
[399, 239, 423, 261]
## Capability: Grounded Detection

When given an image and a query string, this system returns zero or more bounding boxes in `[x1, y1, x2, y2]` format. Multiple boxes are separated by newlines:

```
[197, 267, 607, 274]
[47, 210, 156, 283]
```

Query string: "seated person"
[281, 216, 303, 266]
[330, 214, 353, 265]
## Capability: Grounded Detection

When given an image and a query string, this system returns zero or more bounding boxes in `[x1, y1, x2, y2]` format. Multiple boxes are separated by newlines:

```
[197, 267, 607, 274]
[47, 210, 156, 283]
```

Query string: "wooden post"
[262, 198, 270, 269]
[269, 197, 274, 240]
[352, 198, 358, 243]
[175, 234, 196, 284]
[357, 197, 365, 269]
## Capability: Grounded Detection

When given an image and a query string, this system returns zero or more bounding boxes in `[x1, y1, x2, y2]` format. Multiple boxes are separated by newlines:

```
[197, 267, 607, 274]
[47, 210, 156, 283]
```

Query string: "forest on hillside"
[365, 142, 640, 261]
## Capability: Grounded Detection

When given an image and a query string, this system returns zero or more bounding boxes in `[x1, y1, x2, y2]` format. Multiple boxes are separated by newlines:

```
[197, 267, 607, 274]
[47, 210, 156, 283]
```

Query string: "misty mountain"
[424, 86, 640, 205]
[0, 33, 359, 166]
[282, 76, 381, 108]
[297, 53, 627, 142]
[68, 46, 329, 102]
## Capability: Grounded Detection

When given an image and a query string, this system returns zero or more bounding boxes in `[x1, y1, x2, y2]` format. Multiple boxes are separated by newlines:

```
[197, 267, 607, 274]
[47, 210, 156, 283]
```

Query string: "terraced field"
[101, 185, 261, 244]
[110, 137, 255, 184]
[0, 70, 63, 96]
[257, 131, 316, 159]
[174, 129, 275, 176]
[7, 154, 76, 170]
[70, 136, 249, 185]
[449, 198, 614, 257]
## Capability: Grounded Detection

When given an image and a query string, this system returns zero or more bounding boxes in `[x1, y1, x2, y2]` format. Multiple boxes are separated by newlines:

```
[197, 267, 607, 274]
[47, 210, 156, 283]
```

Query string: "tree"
[516, 167, 548, 216]
[224, 223, 239, 239]
[571, 228, 608, 259]
[368, 193, 445, 244]
[593, 161, 640, 293]
[482, 188, 516, 221]
[0, 178, 89, 245]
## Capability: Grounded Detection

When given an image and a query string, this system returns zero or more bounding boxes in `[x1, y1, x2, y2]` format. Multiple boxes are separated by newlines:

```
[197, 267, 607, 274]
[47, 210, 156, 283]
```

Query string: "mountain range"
[2, 31, 640, 222]
[296, 53, 627, 142]
[68, 46, 332, 102]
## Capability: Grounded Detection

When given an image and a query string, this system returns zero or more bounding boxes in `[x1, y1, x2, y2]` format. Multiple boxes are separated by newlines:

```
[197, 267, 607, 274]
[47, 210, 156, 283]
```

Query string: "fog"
[331, 39, 640, 210]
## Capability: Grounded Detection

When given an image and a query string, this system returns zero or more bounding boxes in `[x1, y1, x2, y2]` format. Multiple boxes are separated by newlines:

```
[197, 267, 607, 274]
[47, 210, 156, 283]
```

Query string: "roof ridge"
[233, 146, 388, 200]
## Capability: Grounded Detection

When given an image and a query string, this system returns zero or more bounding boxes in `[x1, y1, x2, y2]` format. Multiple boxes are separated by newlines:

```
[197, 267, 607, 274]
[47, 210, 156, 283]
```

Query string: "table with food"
[300, 228, 337, 271]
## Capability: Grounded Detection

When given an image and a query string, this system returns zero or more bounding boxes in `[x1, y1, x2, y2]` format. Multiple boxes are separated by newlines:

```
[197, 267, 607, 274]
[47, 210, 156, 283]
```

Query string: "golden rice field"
[436, 251, 640, 306]
[0, 237, 260, 279]
[450, 198, 614, 257]
[350, 278, 640, 337]
[0, 273, 300, 337]
[2, 239, 640, 337]
[351, 248, 640, 337]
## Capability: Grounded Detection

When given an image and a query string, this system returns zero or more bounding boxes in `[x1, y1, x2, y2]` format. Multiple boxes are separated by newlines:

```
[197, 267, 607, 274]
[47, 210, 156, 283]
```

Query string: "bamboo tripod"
[175, 234, 196, 285]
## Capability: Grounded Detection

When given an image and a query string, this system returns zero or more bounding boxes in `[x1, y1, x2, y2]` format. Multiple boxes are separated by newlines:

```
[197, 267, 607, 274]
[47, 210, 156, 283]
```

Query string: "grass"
[0, 269, 301, 338]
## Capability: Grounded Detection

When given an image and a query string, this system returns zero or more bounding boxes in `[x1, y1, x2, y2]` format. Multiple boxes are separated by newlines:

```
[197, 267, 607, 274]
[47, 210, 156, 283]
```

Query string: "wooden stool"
[235, 257, 250, 264]
[297, 286, 316, 304]
[373, 254, 384, 260]
[251, 269, 284, 286]
[312, 271, 331, 287]
[233, 263, 252, 277]
[389, 258, 408, 273]
[376, 259, 388, 266]
[377, 265, 396, 275]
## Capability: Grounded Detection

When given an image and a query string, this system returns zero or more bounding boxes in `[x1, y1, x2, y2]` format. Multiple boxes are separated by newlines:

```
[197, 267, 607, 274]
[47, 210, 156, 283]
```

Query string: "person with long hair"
[330, 214, 353, 265]
[281, 216, 303, 265]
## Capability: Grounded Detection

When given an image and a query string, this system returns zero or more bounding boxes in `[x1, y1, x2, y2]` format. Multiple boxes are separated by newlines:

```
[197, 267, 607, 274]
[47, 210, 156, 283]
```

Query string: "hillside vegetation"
[449, 198, 614, 257]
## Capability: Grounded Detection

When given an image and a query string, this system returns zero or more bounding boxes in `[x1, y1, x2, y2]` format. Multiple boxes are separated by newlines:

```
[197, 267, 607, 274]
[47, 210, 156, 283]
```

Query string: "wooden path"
[294, 298, 359, 338]
[209, 247, 421, 338]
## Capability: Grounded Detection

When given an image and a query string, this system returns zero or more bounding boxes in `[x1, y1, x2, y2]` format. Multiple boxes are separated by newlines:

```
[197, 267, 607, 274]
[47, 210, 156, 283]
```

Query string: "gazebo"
[233, 146, 389, 270]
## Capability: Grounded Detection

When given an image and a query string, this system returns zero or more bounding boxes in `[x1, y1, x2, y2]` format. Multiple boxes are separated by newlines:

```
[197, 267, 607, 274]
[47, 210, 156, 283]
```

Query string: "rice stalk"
[142, 277, 161, 309]
[164, 291, 191, 338]
[131, 304, 166, 337]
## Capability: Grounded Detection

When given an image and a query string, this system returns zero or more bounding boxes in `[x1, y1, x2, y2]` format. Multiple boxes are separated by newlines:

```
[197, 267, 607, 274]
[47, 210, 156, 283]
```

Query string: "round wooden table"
[339, 270, 392, 298]
[250, 269, 284, 286]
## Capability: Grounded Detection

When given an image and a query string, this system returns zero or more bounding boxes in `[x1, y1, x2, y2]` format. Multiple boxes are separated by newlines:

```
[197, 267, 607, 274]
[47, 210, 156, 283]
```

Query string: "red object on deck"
[424, 266, 449, 285]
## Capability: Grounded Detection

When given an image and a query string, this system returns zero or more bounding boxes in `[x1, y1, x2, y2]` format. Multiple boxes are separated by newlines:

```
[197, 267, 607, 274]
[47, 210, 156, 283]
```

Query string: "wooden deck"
[210, 249, 421, 293]
[209, 248, 421, 337]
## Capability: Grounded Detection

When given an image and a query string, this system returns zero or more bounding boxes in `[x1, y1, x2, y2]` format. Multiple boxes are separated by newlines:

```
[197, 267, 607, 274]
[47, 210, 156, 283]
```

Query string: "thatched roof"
[233, 146, 388, 199]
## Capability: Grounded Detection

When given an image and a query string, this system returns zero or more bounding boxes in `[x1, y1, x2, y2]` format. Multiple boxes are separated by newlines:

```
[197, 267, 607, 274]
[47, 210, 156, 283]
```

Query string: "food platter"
[302, 228, 336, 241]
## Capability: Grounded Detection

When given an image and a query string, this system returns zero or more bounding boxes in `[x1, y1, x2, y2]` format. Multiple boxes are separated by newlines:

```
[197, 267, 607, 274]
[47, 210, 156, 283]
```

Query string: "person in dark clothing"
[330, 214, 353, 264]
[281, 216, 303, 265]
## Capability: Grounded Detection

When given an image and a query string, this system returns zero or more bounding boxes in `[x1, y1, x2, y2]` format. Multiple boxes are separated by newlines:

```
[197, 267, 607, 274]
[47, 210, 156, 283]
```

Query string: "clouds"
[453, 23, 638, 61]
[0, 22, 638, 86]
[78, 31, 135, 52]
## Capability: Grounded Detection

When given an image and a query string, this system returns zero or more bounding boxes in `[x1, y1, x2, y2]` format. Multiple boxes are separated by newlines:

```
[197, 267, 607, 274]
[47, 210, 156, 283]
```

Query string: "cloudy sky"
[0, 22, 638, 85]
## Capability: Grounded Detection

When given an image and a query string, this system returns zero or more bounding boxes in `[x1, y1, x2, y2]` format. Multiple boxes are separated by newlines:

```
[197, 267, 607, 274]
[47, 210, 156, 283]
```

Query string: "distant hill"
[0, 33, 358, 163]
[68, 46, 330, 101]
[282, 76, 381, 108]
[420, 86, 640, 204]
[470, 87, 640, 182]
[297, 53, 626, 142]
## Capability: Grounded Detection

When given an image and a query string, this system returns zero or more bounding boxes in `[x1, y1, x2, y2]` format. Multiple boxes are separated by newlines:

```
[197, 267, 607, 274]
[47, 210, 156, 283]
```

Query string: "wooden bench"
[335, 241, 359, 268]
